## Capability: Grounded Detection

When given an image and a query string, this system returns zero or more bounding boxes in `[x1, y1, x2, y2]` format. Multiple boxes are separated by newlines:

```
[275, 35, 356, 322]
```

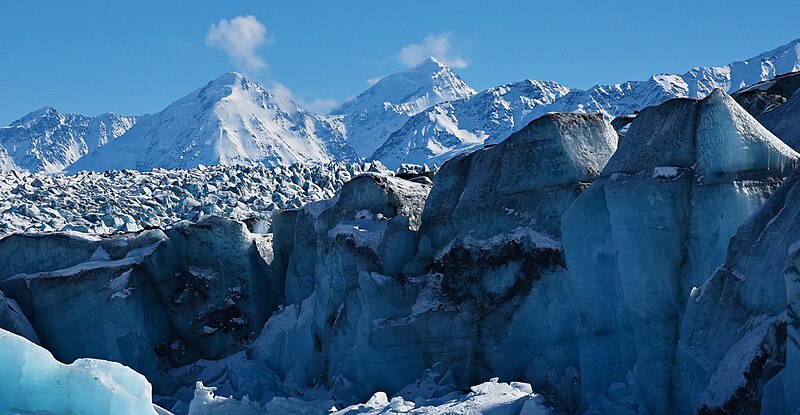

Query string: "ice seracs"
[70, 72, 358, 172]
[258, 112, 617, 412]
[561, 90, 798, 414]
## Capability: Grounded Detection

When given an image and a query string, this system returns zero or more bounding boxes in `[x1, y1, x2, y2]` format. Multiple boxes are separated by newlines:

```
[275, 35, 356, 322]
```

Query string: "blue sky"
[1, 0, 799, 124]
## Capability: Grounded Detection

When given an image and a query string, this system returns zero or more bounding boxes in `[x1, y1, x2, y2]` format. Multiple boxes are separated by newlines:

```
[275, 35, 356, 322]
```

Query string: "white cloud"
[366, 76, 384, 86]
[270, 82, 338, 114]
[397, 33, 470, 69]
[206, 15, 268, 74]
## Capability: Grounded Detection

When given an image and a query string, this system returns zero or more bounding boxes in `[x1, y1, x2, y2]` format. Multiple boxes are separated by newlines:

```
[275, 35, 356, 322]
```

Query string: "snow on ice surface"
[331, 379, 552, 415]
[0, 162, 370, 236]
[183, 378, 551, 415]
[0, 328, 159, 415]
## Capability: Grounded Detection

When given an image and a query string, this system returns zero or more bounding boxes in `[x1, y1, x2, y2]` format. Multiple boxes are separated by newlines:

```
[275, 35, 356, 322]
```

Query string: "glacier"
[2, 81, 800, 415]
[561, 90, 797, 414]
[255, 111, 618, 412]
[0, 162, 377, 236]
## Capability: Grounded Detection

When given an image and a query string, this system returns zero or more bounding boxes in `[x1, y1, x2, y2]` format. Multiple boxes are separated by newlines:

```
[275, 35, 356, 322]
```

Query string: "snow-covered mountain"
[0, 107, 136, 173]
[538, 38, 800, 118]
[70, 72, 358, 172]
[371, 79, 571, 168]
[329, 57, 476, 157]
[374, 39, 800, 168]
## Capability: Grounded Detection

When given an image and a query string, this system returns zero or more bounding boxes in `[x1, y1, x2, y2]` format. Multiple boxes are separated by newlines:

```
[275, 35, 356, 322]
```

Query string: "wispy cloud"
[206, 15, 268, 74]
[270, 82, 338, 114]
[397, 33, 470, 69]
[366, 76, 384, 86]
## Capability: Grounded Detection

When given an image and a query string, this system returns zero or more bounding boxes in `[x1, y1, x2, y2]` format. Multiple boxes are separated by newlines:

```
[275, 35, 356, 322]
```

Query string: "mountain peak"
[10, 106, 60, 128]
[410, 56, 445, 71]
[210, 71, 246, 86]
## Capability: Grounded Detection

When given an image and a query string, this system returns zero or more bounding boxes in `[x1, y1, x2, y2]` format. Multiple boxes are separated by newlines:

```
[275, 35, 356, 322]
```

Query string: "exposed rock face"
[561, 90, 798, 414]
[757, 85, 800, 152]
[0, 216, 277, 394]
[733, 71, 800, 117]
[258, 112, 617, 410]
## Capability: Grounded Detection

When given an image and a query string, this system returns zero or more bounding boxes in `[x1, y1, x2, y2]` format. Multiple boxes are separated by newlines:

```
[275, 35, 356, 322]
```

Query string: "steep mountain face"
[329, 57, 476, 158]
[371, 80, 572, 168]
[0, 107, 136, 173]
[374, 39, 800, 168]
[70, 72, 358, 172]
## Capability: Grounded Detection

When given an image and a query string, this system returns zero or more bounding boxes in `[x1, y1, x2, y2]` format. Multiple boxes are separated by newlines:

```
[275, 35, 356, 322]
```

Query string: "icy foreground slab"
[0, 328, 159, 415]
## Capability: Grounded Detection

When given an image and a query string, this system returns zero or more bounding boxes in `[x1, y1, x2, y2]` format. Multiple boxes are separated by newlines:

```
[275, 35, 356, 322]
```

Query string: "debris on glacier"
[0, 162, 372, 236]
[0, 328, 161, 415]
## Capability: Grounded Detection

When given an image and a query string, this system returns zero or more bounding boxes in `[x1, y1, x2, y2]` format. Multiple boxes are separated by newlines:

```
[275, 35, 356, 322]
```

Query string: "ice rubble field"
[0, 162, 375, 236]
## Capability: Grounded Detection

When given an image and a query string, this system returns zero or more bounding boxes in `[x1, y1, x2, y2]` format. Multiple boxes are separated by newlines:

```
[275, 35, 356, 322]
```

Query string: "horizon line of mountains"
[2, 38, 800, 174]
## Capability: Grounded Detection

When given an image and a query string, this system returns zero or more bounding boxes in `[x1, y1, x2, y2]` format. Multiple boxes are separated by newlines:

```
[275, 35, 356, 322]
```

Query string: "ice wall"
[0, 216, 278, 395]
[561, 90, 798, 413]
[676, 167, 800, 414]
[261, 113, 617, 410]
